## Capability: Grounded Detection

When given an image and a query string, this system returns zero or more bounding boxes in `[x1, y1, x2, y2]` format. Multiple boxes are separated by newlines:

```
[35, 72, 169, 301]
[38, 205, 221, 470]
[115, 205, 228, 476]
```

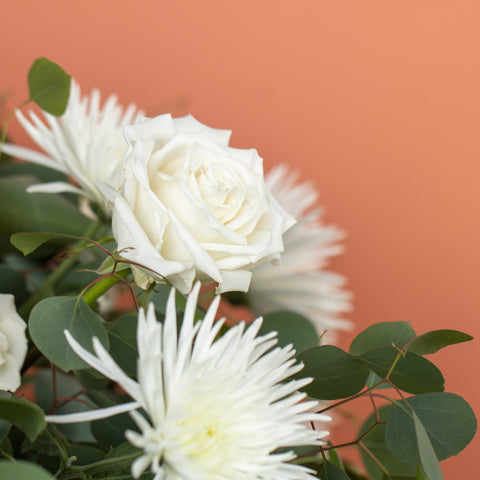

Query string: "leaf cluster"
[261, 316, 476, 480]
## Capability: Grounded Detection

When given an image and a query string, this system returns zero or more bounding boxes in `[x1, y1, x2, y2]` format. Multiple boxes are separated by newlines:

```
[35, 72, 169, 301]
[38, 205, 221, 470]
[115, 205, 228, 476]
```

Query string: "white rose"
[98, 114, 294, 294]
[0, 294, 28, 392]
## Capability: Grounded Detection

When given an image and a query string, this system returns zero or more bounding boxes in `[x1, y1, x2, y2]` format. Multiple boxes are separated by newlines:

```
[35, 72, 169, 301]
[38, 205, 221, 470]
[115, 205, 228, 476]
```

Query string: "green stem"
[82, 269, 131, 307]
[58, 452, 142, 480]
[18, 219, 101, 318]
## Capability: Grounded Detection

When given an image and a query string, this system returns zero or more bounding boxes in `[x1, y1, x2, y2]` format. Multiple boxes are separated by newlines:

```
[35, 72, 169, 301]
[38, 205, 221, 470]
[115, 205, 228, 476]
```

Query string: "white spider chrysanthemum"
[247, 165, 352, 341]
[1, 80, 143, 206]
[46, 283, 330, 480]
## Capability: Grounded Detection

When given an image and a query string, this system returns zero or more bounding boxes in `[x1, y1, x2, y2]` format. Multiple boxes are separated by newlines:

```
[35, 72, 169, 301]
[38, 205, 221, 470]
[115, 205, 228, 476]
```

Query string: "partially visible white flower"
[0, 294, 27, 392]
[98, 114, 295, 295]
[247, 166, 352, 341]
[1, 80, 143, 206]
[46, 283, 330, 480]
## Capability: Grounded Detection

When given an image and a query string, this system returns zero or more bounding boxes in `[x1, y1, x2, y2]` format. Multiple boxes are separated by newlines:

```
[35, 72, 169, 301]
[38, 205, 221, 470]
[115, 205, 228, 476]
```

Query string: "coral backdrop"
[2, 1, 479, 477]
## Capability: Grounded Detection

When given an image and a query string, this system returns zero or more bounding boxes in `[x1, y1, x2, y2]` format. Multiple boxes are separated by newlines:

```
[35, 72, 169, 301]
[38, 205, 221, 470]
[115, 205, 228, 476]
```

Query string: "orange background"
[2, 1, 479, 477]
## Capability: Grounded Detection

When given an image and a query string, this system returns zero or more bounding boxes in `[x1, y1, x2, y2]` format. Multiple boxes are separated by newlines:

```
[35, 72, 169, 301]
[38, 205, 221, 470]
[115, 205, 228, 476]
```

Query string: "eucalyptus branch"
[316, 378, 388, 415]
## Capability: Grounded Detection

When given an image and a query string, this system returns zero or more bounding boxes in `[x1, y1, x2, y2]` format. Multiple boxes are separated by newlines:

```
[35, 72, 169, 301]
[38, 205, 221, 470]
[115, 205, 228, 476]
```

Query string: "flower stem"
[57, 452, 142, 479]
[82, 269, 130, 307]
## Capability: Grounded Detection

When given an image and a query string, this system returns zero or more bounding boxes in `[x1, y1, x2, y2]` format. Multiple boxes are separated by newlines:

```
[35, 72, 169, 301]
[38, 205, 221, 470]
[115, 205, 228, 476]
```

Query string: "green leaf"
[0, 175, 90, 253]
[68, 443, 106, 466]
[319, 460, 351, 479]
[106, 315, 138, 377]
[29, 296, 109, 371]
[259, 311, 319, 353]
[385, 393, 477, 463]
[0, 460, 55, 479]
[416, 465, 427, 480]
[295, 345, 370, 400]
[21, 424, 69, 460]
[359, 406, 417, 480]
[28, 58, 71, 116]
[350, 322, 416, 355]
[406, 330, 473, 355]
[413, 412, 444, 480]
[326, 445, 344, 470]
[0, 396, 46, 441]
[74, 368, 109, 390]
[88, 392, 138, 448]
[10, 231, 81, 256]
[382, 476, 418, 480]
[0, 436, 13, 458]
[0, 419, 11, 444]
[359, 347, 444, 394]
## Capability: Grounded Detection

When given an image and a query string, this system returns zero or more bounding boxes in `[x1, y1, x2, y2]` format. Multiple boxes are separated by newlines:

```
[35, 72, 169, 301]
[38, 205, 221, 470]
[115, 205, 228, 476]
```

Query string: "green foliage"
[358, 347, 444, 394]
[296, 345, 370, 399]
[10, 231, 82, 256]
[0, 460, 56, 479]
[319, 460, 351, 479]
[0, 175, 90, 244]
[385, 393, 477, 463]
[28, 58, 71, 116]
[406, 330, 473, 355]
[412, 412, 444, 480]
[259, 311, 319, 352]
[358, 406, 417, 480]
[87, 392, 138, 449]
[350, 321, 416, 355]
[0, 419, 11, 443]
[106, 315, 138, 377]
[0, 396, 46, 441]
[29, 296, 109, 371]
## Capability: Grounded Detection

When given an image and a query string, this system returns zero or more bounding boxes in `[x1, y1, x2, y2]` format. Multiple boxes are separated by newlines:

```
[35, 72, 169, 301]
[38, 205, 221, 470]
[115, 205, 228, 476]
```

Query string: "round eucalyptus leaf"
[29, 296, 109, 371]
[350, 321, 416, 355]
[0, 396, 45, 441]
[296, 345, 369, 399]
[28, 57, 71, 116]
[406, 330, 473, 355]
[385, 392, 477, 463]
[359, 346, 444, 394]
[259, 311, 319, 353]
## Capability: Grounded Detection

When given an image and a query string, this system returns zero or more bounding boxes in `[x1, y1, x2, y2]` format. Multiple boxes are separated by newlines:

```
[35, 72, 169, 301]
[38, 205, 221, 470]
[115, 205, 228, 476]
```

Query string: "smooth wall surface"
[2, 1, 479, 477]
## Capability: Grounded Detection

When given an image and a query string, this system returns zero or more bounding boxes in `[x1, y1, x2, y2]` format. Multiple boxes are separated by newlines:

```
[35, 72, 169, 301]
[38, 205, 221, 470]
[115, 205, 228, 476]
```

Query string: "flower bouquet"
[0, 58, 475, 480]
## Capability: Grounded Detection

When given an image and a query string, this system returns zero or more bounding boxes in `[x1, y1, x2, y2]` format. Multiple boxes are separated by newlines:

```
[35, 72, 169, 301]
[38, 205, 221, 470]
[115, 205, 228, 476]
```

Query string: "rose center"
[193, 164, 244, 223]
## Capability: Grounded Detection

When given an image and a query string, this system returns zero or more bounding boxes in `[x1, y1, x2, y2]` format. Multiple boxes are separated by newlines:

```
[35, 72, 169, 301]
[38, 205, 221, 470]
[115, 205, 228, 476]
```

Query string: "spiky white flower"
[247, 165, 352, 341]
[1, 80, 143, 206]
[46, 283, 330, 480]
